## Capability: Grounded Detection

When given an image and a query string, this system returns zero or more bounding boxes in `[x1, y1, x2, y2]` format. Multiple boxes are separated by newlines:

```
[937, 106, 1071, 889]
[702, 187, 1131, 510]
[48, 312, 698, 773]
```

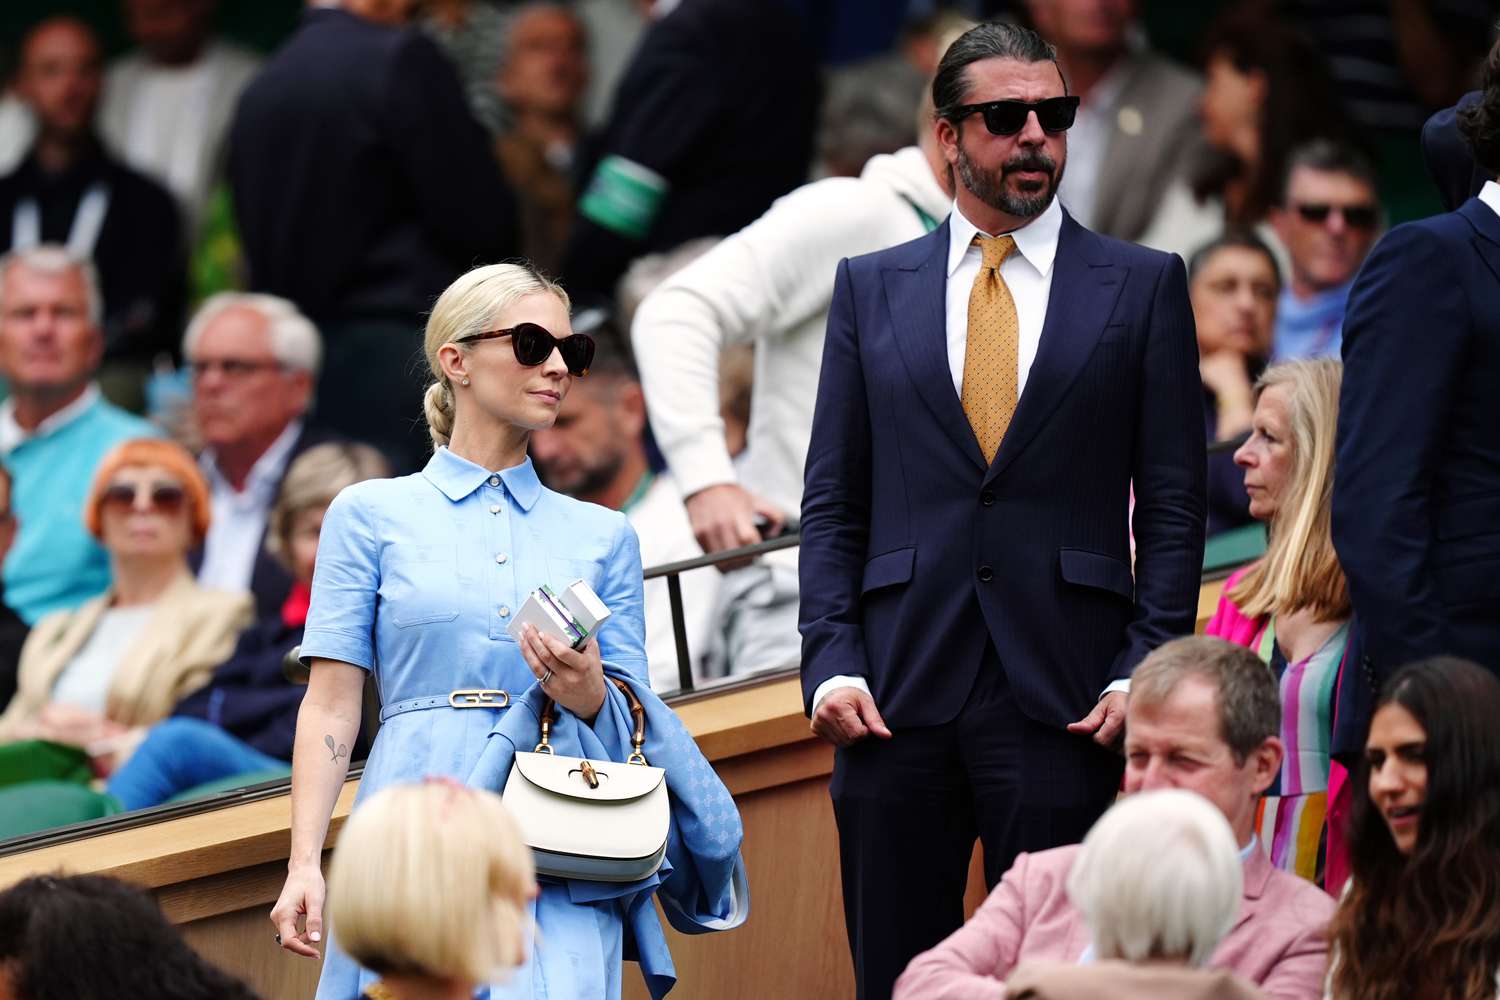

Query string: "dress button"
[495, 553, 508, 565]
[499, 605, 511, 618]
[981, 490, 995, 506]
[488, 476, 500, 487]
[489, 504, 501, 514]
[977, 565, 994, 582]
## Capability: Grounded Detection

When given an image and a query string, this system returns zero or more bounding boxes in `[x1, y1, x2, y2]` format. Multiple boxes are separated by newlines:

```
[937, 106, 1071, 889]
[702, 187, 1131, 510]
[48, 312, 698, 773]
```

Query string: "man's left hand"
[1068, 691, 1127, 748]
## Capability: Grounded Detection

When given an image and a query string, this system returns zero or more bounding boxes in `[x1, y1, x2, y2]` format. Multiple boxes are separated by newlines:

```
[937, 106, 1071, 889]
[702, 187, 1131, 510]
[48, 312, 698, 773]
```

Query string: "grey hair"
[182, 292, 323, 375]
[1067, 789, 1243, 968]
[1130, 636, 1282, 764]
[0, 245, 103, 327]
[932, 21, 1063, 121]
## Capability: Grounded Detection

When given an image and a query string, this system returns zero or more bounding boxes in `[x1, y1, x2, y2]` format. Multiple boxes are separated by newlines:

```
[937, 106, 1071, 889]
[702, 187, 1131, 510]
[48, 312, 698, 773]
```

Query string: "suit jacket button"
[978, 566, 994, 582]
[981, 490, 995, 506]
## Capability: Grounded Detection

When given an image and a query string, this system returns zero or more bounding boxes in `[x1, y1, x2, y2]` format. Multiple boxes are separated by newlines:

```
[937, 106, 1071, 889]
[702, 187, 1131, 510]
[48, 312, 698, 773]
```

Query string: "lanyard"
[620, 470, 655, 515]
[13, 181, 111, 256]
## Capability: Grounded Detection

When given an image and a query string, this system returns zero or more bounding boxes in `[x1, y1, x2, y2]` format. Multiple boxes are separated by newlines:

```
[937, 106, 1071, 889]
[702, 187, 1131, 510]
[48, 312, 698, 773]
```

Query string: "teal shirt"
[3, 394, 160, 624]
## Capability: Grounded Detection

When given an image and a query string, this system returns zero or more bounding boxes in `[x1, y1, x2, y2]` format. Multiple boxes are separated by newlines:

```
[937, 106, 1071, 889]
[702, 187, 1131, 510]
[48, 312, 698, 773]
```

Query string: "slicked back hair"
[932, 21, 1063, 123]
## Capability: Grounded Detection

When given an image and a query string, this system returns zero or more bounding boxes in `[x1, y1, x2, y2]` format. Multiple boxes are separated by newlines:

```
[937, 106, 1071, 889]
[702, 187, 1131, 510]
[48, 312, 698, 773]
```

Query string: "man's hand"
[1068, 690, 1128, 748]
[811, 688, 893, 747]
[685, 483, 786, 571]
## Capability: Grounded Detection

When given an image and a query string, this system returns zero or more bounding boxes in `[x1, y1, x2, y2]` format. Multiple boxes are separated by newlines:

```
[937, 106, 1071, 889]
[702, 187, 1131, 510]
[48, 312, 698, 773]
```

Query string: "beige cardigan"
[0, 571, 252, 742]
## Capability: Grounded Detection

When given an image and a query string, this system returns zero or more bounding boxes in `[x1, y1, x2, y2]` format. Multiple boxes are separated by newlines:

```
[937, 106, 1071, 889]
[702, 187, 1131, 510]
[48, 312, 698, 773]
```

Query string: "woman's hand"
[32, 703, 125, 748]
[270, 864, 326, 959]
[519, 626, 607, 723]
[1200, 350, 1256, 439]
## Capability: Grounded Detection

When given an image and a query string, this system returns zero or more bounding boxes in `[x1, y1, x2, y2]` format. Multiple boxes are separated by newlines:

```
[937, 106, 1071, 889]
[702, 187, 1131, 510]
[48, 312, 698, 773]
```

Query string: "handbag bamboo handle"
[535, 676, 649, 765]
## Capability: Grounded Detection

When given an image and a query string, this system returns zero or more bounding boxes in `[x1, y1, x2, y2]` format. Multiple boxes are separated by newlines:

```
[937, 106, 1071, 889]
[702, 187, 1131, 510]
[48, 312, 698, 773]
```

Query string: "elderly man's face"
[1123, 674, 1282, 844]
[16, 20, 103, 140]
[189, 306, 311, 453]
[0, 264, 102, 395]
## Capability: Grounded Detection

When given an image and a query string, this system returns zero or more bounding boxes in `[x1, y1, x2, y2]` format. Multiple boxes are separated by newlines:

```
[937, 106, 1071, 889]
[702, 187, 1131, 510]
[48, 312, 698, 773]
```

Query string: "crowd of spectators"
[0, 0, 1495, 994]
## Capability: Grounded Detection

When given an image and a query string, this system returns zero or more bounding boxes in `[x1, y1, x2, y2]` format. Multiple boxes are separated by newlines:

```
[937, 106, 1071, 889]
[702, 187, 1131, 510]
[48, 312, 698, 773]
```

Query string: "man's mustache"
[1002, 153, 1057, 176]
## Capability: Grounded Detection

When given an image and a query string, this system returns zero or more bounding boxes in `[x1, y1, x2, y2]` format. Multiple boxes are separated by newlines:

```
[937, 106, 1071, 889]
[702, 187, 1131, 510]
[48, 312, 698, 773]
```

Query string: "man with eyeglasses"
[183, 293, 342, 620]
[799, 22, 1205, 998]
[1267, 140, 1382, 362]
[0, 245, 159, 625]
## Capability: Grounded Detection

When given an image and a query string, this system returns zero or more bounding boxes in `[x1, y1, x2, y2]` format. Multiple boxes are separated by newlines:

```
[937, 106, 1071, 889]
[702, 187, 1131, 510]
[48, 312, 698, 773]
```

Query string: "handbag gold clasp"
[578, 759, 600, 788]
[448, 689, 511, 709]
[533, 714, 554, 754]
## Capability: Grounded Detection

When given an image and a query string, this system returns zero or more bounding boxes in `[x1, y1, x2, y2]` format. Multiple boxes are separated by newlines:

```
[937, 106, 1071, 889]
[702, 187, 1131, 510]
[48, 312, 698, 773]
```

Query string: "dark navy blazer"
[799, 212, 1207, 730]
[1332, 196, 1500, 754]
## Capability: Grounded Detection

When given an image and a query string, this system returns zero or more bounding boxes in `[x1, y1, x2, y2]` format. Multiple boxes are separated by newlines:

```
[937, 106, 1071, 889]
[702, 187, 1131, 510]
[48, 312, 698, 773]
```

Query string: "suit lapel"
[884, 223, 988, 470]
[986, 216, 1124, 485]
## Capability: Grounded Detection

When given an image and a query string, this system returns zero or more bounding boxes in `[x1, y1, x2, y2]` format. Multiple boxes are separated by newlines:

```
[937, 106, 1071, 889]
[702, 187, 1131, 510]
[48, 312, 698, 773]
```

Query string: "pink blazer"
[893, 844, 1335, 1000]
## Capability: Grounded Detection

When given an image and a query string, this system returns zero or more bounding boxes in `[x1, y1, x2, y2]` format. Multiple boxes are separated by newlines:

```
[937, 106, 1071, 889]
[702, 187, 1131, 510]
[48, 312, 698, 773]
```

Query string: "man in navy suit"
[1332, 42, 1500, 729]
[798, 23, 1206, 999]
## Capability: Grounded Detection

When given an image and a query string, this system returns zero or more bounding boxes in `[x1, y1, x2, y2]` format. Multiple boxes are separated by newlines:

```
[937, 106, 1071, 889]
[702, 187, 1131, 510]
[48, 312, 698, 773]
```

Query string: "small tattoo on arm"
[324, 734, 348, 763]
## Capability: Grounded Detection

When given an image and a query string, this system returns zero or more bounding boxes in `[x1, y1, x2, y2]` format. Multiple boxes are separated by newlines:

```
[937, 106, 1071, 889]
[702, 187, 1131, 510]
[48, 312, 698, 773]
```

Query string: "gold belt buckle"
[448, 689, 511, 709]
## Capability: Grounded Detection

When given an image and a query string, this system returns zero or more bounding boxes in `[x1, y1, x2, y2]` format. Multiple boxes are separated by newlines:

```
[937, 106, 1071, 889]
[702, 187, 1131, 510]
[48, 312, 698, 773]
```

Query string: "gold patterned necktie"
[962, 233, 1020, 464]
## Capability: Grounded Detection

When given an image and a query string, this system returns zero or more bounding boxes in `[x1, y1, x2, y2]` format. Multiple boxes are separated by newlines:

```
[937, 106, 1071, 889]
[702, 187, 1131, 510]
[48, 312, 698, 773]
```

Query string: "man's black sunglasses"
[1293, 202, 1379, 230]
[946, 96, 1081, 136]
[455, 323, 595, 377]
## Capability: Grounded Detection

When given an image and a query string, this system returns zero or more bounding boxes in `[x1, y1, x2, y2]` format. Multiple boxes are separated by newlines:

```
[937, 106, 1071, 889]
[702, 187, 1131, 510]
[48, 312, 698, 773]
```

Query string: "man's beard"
[540, 450, 625, 499]
[955, 143, 1064, 220]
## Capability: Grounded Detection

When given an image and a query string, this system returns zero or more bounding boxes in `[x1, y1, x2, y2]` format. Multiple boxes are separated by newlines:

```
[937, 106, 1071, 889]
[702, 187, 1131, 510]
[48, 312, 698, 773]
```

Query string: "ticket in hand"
[507, 579, 612, 651]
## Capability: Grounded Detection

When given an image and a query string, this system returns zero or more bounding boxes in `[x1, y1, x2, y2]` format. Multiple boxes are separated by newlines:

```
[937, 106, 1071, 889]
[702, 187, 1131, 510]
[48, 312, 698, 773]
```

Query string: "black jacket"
[229, 9, 517, 325]
[0, 141, 184, 365]
[560, 0, 820, 300]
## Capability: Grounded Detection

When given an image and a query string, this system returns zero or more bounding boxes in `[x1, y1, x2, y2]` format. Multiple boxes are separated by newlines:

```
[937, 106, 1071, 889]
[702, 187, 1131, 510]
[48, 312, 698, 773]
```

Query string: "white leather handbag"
[502, 677, 670, 883]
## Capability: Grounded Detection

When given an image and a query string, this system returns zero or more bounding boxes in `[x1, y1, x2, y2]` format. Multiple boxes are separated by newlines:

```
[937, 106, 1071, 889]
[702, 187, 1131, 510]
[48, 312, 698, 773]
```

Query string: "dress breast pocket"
[382, 544, 461, 628]
[547, 556, 605, 594]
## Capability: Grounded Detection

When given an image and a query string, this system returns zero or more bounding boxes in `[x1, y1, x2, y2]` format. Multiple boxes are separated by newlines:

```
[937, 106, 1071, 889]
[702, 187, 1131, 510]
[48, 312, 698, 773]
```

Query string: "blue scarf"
[1272, 281, 1352, 361]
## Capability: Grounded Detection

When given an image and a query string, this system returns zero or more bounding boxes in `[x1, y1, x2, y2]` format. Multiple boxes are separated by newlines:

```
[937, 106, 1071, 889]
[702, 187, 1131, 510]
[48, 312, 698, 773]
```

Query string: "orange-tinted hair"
[84, 438, 211, 544]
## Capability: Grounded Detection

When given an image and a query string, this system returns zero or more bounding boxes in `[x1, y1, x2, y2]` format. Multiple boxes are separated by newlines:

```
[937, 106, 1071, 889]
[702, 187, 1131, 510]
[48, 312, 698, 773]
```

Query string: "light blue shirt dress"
[302, 446, 649, 1000]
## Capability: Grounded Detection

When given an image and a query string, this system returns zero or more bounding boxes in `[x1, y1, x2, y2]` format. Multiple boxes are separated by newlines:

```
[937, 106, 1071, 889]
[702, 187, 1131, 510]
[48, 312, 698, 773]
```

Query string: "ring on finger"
[541, 668, 554, 685]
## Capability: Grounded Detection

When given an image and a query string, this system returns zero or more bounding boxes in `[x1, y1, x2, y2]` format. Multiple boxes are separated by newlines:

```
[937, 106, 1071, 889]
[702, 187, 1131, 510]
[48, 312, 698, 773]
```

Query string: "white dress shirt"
[0, 383, 102, 456]
[197, 420, 302, 594]
[1480, 179, 1500, 218]
[813, 197, 1128, 713]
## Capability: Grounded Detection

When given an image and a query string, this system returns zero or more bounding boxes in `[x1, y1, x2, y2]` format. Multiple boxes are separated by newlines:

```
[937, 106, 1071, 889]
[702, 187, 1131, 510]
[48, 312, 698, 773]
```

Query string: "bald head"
[17, 18, 102, 141]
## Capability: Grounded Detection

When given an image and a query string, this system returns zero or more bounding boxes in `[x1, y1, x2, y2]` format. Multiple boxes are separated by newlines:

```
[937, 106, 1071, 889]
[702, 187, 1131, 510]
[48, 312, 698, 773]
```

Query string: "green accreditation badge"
[578, 155, 670, 240]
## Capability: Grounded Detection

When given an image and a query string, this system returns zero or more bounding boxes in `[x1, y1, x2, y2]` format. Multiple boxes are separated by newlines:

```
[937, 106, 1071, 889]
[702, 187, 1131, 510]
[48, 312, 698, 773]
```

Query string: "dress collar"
[422, 446, 541, 511]
[0, 382, 101, 455]
[946, 195, 1063, 279]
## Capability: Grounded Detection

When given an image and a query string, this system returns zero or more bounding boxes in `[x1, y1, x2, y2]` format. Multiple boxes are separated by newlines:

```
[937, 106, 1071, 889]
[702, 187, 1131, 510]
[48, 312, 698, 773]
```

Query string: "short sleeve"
[300, 488, 380, 671]
[596, 512, 649, 687]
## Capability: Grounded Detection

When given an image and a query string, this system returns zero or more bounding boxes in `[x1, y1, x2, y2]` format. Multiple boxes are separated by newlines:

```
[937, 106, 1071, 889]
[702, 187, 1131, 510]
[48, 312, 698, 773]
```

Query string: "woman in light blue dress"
[269, 264, 661, 998]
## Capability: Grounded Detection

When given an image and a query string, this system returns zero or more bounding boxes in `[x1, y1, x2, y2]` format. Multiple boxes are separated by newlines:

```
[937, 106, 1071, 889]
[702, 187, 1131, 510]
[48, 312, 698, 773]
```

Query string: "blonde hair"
[1227, 358, 1349, 621]
[1067, 789, 1243, 968]
[264, 442, 390, 572]
[421, 263, 570, 450]
[326, 782, 535, 983]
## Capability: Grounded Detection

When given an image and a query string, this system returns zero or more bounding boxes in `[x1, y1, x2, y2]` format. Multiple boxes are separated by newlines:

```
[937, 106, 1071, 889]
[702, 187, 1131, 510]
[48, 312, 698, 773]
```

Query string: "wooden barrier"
[0, 578, 1228, 999]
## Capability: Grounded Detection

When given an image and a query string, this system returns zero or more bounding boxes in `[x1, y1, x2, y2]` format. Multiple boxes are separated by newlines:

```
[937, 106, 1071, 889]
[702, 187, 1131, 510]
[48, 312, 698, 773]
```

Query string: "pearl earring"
[461, 377, 470, 386]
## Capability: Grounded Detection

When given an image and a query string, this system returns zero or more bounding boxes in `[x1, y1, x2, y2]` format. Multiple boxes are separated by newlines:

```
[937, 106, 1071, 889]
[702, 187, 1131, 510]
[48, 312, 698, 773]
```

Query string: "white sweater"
[631, 146, 950, 563]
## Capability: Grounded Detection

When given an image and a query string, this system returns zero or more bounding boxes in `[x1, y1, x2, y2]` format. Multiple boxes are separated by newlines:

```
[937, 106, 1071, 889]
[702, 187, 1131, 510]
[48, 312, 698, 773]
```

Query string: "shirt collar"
[202, 419, 304, 496]
[0, 382, 101, 455]
[1480, 179, 1500, 220]
[946, 196, 1064, 279]
[422, 446, 542, 511]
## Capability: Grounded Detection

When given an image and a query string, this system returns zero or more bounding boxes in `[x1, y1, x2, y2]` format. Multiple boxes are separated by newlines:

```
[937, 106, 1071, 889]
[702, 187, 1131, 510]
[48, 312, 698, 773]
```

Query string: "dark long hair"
[1329, 658, 1500, 1000]
[0, 874, 261, 1000]
[1194, 9, 1351, 224]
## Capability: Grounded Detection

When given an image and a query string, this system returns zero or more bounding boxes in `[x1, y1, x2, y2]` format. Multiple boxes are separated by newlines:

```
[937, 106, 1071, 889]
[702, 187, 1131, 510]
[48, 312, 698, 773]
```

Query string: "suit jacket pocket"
[1058, 548, 1134, 600]
[861, 547, 915, 595]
